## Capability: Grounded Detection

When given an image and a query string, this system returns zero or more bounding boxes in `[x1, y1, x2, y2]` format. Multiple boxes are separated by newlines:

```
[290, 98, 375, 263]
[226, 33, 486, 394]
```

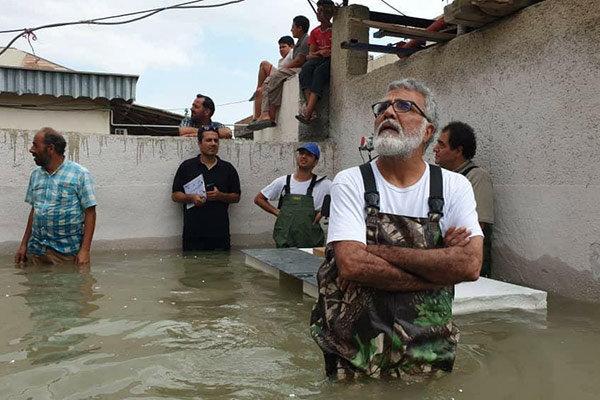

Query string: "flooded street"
[1, 250, 599, 399]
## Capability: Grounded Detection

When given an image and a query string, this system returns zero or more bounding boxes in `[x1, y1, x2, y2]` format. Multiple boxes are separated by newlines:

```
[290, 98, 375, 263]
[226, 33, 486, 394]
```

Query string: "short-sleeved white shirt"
[327, 160, 483, 244]
[277, 51, 294, 70]
[261, 174, 332, 210]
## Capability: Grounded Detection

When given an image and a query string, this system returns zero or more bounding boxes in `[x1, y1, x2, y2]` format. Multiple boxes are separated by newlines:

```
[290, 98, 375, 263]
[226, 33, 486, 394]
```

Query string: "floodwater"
[1, 251, 600, 400]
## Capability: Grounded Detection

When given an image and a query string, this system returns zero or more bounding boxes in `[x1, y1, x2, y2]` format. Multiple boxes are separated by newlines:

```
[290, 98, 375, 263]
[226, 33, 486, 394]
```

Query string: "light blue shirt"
[25, 160, 97, 256]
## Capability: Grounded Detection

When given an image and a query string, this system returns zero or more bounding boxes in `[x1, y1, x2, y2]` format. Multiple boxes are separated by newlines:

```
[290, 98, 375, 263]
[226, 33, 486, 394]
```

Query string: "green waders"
[273, 175, 325, 248]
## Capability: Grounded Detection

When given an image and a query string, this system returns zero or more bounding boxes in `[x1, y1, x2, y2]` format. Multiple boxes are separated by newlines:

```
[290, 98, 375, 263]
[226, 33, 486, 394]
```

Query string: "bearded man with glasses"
[310, 78, 484, 380]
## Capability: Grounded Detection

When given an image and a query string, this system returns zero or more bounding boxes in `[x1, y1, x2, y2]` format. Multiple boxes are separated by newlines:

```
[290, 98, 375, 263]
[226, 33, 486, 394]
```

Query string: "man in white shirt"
[310, 79, 483, 380]
[254, 142, 331, 248]
[250, 36, 295, 122]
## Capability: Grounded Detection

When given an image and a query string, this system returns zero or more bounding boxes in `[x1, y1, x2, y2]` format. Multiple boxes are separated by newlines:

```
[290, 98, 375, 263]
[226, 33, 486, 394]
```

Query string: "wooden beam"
[340, 40, 422, 56]
[368, 11, 435, 29]
[351, 18, 455, 42]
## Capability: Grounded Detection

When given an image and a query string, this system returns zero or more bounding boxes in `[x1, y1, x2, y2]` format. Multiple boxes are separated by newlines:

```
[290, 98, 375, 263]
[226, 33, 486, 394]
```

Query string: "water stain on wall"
[495, 246, 600, 303]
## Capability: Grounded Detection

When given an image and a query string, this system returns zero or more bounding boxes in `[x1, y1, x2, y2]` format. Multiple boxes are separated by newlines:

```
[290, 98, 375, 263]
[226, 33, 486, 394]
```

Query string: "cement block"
[245, 248, 547, 315]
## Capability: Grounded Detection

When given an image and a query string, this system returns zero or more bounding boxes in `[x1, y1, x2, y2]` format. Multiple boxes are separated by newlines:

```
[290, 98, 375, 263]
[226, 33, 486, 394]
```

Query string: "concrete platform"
[242, 248, 547, 315]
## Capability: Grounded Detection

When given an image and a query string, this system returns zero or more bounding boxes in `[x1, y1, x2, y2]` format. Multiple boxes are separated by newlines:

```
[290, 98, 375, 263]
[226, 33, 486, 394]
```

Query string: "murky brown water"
[1, 250, 599, 399]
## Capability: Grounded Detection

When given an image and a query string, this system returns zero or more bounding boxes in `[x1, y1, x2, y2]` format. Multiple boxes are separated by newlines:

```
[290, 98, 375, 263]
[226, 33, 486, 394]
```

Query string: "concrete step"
[242, 247, 547, 315]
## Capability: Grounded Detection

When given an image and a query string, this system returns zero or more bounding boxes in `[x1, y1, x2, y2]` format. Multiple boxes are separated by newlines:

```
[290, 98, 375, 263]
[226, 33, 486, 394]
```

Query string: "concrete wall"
[0, 94, 110, 134]
[329, 0, 600, 301]
[0, 129, 335, 253]
[253, 70, 330, 143]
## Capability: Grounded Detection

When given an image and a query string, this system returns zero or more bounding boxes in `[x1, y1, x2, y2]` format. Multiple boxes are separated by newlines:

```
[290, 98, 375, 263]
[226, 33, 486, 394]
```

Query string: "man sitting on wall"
[295, 0, 334, 125]
[171, 124, 241, 251]
[250, 35, 295, 122]
[247, 15, 311, 131]
[15, 127, 97, 269]
[179, 94, 232, 139]
[434, 121, 494, 277]
[310, 79, 483, 379]
[254, 142, 332, 248]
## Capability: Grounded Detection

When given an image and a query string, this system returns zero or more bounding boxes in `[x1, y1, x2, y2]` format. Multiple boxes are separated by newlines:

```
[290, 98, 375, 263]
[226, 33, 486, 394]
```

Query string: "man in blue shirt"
[15, 127, 97, 268]
[179, 94, 232, 139]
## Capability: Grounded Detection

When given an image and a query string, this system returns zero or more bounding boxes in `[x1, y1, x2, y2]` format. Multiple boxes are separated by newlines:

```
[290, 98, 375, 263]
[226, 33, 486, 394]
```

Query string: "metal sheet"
[0, 66, 138, 101]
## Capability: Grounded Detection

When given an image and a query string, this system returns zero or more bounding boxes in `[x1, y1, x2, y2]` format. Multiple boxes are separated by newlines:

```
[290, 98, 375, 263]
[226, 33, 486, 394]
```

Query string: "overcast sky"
[0, 0, 447, 126]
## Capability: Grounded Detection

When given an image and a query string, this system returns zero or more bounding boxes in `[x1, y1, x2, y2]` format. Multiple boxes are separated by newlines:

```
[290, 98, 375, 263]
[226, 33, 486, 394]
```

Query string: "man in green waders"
[254, 142, 332, 248]
[310, 79, 483, 380]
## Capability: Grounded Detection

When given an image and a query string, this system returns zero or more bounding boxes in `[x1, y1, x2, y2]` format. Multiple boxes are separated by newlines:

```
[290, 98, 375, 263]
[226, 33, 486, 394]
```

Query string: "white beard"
[373, 118, 427, 158]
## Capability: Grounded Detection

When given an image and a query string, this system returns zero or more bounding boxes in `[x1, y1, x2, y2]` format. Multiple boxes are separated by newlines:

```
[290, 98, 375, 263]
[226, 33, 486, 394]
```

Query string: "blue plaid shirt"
[25, 160, 97, 256]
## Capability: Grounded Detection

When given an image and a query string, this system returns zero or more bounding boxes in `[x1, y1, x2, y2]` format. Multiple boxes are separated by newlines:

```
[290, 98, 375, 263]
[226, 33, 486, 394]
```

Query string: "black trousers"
[299, 57, 331, 98]
[182, 236, 231, 251]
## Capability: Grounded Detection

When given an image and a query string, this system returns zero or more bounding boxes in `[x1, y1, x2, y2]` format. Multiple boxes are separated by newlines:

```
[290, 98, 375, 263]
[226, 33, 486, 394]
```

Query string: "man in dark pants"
[296, 0, 335, 124]
[254, 142, 331, 248]
[171, 125, 241, 251]
[434, 121, 494, 277]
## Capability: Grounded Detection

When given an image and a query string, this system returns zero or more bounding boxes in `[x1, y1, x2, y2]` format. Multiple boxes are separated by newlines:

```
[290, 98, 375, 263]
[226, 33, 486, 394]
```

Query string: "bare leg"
[303, 92, 319, 119]
[303, 89, 311, 103]
[268, 105, 279, 121]
[253, 86, 264, 120]
[257, 61, 272, 89]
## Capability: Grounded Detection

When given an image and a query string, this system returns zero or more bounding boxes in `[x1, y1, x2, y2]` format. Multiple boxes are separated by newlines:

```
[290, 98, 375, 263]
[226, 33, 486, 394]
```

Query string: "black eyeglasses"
[371, 99, 430, 122]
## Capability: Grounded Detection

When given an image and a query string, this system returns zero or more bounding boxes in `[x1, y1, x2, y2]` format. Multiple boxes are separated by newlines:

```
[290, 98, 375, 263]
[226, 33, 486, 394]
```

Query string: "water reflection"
[16, 265, 101, 365]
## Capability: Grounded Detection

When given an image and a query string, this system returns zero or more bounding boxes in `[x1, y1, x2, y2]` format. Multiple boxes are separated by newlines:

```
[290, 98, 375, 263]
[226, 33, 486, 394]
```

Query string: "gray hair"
[386, 78, 439, 148]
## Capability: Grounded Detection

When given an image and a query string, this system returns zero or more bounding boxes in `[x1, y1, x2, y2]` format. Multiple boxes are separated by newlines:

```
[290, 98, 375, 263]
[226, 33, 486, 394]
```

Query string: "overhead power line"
[0, 0, 245, 57]
[379, 0, 406, 16]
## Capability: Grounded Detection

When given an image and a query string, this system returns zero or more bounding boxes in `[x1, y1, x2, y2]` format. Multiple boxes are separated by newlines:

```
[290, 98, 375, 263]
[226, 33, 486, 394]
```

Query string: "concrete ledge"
[253, 74, 330, 143]
[243, 248, 547, 315]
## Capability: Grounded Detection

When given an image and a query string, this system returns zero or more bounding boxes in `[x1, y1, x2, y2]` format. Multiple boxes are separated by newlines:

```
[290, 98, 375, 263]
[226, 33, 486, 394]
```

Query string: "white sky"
[0, 0, 449, 125]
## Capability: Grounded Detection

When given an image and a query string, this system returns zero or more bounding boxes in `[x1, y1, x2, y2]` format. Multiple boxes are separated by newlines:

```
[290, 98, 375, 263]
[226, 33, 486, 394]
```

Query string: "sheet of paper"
[183, 174, 206, 209]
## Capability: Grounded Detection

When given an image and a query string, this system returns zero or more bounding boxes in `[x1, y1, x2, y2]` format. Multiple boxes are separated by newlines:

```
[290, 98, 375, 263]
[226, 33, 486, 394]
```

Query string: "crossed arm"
[178, 126, 232, 139]
[335, 231, 482, 292]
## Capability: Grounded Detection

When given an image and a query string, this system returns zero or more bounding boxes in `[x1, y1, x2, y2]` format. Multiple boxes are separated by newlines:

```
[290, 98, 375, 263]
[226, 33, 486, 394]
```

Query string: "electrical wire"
[306, 0, 318, 15]
[378, 0, 406, 16]
[0, 0, 245, 57]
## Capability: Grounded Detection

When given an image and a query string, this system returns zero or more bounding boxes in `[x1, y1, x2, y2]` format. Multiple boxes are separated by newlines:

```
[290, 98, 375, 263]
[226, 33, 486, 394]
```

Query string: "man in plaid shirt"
[15, 127, 97, 268]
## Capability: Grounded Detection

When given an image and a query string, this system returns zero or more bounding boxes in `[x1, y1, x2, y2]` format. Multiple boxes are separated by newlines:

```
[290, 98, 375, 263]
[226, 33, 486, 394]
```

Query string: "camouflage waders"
[310, 163, 458, 379]
[273, 174, 325, 248]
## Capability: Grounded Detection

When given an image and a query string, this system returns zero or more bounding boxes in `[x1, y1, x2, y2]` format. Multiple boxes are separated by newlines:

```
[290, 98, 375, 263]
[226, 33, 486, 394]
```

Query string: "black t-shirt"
[172, 156, 241, 239]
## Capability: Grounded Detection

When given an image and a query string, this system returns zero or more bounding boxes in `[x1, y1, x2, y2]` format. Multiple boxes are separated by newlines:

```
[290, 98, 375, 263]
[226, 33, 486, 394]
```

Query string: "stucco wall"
[0, 94, 110, 134]
[329, 0, 600, 301]
[0, 129, 335, 253]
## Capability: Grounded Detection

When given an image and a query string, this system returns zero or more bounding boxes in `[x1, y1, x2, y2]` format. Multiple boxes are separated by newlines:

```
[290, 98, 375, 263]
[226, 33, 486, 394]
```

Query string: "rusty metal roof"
[0, 65, 138, 101]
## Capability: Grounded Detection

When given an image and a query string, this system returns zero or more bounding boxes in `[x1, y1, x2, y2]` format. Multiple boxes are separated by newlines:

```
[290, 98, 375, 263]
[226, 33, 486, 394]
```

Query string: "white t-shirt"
[277, 51, 294, 70]
[327, 160, 483, 244]
[261, 174, 332, 210]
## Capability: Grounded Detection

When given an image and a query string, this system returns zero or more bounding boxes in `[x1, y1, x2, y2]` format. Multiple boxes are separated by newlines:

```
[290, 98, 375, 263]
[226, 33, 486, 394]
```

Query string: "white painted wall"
[254, 74, 302, 143]
[0, 94, 110, 134]
[329, 0, 600, 301]
[0, 130, 335, 253]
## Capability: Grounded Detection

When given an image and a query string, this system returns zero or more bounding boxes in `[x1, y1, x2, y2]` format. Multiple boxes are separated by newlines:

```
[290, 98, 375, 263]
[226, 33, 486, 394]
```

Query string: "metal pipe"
[109, 110, 249, 129]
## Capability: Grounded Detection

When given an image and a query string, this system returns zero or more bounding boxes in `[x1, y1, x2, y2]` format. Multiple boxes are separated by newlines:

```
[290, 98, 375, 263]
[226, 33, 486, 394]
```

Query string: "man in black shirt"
[171, 125, 241, 251]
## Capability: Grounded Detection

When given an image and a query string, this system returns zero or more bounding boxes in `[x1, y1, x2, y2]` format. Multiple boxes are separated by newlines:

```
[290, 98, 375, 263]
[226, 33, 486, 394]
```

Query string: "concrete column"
[332, 4, 370, 78]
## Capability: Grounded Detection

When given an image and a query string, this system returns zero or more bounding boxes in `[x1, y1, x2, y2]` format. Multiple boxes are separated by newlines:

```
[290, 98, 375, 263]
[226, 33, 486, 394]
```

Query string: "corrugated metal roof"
[0, 66, 138, 101]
